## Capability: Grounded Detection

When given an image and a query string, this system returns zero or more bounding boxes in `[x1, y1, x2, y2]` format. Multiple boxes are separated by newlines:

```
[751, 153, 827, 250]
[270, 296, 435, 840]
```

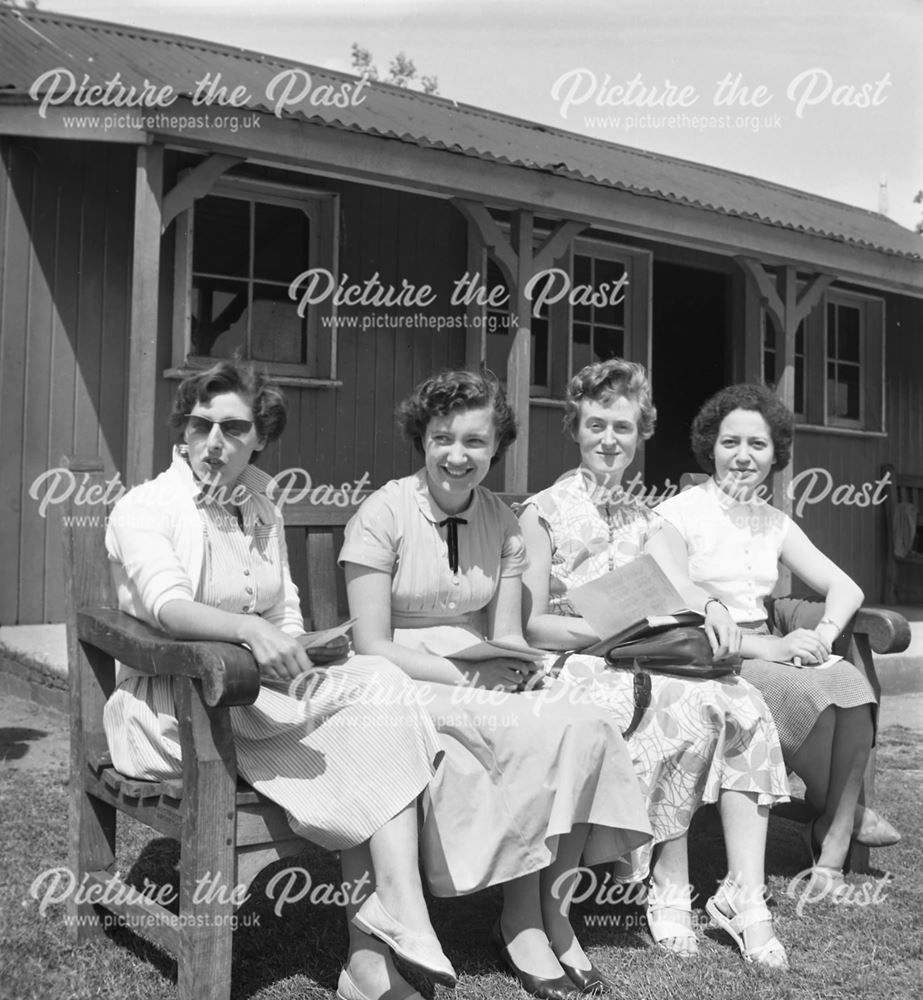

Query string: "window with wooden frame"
[171, 177, 339, 383]
[760, 286, 884, 432]
[470, 234, 651, 399]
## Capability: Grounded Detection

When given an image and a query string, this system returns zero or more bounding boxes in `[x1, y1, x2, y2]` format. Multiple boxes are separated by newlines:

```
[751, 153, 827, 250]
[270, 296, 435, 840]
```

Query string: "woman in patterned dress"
[341, 369, 653, 1000]
[652, 382, 899, 898]
[518, 359, 790, 969]
[103, 361, 455, 1000]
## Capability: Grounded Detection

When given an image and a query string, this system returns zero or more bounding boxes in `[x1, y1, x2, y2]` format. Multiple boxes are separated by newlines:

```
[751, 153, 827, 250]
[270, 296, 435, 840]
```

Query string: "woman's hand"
[236, 616, 311, 680]
[704, 602, 741, 658]
[774, 628, 831, 666]
[457, 657, 542, 692]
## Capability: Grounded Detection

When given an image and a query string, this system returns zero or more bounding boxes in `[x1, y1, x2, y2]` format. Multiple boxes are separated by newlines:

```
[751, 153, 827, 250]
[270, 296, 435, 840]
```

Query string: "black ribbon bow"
[438, 516, 467, 574]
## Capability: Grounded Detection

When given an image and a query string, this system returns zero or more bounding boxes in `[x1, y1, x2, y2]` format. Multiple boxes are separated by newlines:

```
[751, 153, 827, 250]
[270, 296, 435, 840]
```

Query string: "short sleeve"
[641, 505, 664, 544]
[339, 489, 399, 572]
[653, 490, 690, 540]
[498, 503, 529, 577]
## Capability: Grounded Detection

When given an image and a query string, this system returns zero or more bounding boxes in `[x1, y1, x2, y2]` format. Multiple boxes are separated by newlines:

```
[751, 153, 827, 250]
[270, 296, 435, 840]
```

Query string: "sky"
[31, 0, 923, 231]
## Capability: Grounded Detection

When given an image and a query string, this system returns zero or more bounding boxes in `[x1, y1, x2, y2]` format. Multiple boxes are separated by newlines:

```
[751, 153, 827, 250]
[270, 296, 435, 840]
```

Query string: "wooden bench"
[882, 463, 923, 604]
[65, 457, 909, 1000]
[64, 458, 363, 1000]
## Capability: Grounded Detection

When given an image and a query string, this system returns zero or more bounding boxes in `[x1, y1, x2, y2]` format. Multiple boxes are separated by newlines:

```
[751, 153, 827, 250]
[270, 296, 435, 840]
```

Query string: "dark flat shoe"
[558, 960, 612, 995]
[490, 921, 583, 1000]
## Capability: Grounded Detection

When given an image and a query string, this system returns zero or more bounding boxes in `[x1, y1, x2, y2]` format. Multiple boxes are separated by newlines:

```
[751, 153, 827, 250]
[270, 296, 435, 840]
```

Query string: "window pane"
[572, 339, 592, 375]
[254, 203, 310, 283]
[593, 259, 625, 327]
[593, 326, 623, 362]
[573, 254, 592, 322]
[794, 355, 804, 415]
[250, 284, 307, 364]
[486, 329, 509, 380]
[836, 306, 861, 362]
[763, 347, 776, 385]
[840, 364, 860, 418]
[194, 196, 249, 278]
[190, 277, 248, 357]
[573, 322, 591, 345]
[827, 364, 861, 420]
[827, 303, 836, 357]
[532, 317, 549, 388]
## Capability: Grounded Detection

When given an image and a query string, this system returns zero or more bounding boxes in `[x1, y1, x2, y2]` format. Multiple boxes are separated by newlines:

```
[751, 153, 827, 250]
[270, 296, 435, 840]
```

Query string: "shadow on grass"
[0, 726, 48, 761]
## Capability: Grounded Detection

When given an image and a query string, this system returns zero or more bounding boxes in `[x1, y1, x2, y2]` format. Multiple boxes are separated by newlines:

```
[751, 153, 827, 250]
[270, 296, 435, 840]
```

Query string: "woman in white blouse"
[104, 361, 454, 1000]
[652, 383, 900, 898]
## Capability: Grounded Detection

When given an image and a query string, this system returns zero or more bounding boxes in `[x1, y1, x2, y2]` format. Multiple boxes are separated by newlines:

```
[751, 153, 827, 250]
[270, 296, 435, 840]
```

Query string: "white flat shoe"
[352, 891, 457, 987]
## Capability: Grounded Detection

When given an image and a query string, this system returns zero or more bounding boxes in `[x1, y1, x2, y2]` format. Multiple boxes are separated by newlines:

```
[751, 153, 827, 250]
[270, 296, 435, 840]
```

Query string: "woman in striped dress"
[103, 361, 453, 1000]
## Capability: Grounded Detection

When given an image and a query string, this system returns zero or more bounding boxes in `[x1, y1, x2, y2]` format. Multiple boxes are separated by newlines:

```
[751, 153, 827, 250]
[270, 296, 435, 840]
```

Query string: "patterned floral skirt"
[555, 654, 791, 881]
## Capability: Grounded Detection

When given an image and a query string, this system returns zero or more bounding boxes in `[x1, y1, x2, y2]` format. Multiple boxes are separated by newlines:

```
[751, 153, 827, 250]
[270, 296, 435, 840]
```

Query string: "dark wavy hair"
[563, 358, 657, 440]
[398, 369, 517, 466]
[169, 360, 287, 450]
[690, 383, 794, 473]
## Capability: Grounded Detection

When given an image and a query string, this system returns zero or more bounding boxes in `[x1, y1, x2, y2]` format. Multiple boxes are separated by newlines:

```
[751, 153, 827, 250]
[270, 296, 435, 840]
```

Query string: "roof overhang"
[2, 96, 921, 298]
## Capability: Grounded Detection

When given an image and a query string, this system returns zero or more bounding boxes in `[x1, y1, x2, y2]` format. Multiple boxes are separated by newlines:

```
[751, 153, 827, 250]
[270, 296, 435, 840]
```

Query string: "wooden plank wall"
[0, 138, 133, 624]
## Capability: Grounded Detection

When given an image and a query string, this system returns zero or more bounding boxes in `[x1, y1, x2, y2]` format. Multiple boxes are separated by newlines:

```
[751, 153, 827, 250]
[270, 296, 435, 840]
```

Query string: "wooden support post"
[737, 259, 835, 593]
[127, 144, 164, 486]
[452, 199, 586, 492]
[505, 211, 534, 492]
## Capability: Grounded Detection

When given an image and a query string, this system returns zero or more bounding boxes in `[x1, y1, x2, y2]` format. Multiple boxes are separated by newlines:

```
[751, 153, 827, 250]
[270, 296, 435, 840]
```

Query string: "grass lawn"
[2, 722, 921, 1000]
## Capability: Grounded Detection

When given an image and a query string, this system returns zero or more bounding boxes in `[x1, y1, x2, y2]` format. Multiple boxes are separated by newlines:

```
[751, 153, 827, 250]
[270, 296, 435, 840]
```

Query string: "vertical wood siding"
[4, 139, 920, 621]
[0, 138, 133, 623]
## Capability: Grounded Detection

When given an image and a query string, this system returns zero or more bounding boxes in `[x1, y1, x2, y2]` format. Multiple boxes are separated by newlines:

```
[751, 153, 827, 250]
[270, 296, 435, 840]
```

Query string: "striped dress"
[103, 452, 441, 851]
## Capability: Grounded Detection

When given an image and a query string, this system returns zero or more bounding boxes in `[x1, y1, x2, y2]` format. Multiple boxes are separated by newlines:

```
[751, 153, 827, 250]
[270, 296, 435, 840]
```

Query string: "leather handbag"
[604, 626, 741, 739]
[604, 625, 741, 678]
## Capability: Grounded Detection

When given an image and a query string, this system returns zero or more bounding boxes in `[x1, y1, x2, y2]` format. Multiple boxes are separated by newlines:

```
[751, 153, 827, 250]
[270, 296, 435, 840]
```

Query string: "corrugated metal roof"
[2, 7, 921, 261]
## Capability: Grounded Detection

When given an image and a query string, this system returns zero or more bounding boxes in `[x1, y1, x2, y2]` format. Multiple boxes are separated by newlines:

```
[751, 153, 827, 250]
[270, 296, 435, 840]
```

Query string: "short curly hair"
[690, 383, 794, 473]
[563, 359, 657, 440]
[169, 360, 287, 449]
[398, 369, 517, 466]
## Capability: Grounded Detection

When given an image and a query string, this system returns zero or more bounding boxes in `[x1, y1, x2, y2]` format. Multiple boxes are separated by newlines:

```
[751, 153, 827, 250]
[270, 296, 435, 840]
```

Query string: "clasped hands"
[704, 604, 835, 667]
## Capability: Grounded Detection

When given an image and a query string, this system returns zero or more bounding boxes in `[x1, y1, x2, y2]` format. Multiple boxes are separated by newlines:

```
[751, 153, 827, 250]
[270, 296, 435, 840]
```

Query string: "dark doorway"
[644, 262, 729, 491]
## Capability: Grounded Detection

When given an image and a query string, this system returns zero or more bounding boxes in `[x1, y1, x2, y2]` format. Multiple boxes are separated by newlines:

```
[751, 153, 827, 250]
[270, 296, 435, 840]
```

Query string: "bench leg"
[67, 781, 117, 943]
[67, 643, 117, 943]
[175, 678, 239, 1000]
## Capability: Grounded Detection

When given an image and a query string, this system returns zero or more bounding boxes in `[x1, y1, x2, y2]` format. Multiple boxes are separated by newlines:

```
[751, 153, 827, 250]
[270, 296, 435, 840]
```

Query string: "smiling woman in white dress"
[102, 360, 455, 1000]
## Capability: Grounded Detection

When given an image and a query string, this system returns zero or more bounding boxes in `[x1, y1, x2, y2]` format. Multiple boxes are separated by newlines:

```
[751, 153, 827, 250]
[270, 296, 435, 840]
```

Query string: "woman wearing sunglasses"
[104, 360, 454, 1000]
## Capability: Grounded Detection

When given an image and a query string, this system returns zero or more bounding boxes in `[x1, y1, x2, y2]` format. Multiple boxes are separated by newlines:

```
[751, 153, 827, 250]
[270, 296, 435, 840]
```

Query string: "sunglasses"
[185, 414, 254, 439]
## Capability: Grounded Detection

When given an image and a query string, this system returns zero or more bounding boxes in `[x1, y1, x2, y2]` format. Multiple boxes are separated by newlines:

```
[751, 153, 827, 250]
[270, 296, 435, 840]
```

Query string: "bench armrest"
[768, 597, 911, 656]
[77, 607, 261, 708]
[851, 607, 912, 656]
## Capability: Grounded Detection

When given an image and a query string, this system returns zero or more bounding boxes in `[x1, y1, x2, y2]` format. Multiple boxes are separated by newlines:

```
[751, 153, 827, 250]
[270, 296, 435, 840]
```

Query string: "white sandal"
[705, 878, 788, 970]
[645, 882, 698, 956]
